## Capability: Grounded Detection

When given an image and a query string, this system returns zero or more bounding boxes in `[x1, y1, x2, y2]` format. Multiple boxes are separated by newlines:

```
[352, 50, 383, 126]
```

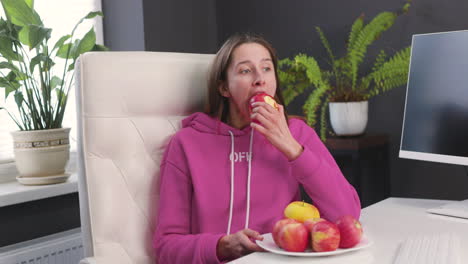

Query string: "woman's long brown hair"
[204, 33, 288, 123]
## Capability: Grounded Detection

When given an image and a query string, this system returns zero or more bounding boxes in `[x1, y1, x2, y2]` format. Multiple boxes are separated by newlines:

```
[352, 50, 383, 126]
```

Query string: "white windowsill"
[0, 172, 78, 207]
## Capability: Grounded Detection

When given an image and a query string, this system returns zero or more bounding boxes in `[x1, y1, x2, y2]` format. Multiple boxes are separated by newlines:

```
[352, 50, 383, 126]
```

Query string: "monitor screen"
[400, 30, 468, 166]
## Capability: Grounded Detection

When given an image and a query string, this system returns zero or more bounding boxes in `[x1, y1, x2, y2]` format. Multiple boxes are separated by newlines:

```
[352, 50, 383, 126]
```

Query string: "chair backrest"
[76, 52, 214, 263]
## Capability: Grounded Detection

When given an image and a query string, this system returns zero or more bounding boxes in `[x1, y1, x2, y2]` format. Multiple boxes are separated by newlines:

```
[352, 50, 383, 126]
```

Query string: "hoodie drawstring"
[227, 131, 235, 235]
[226, 129, 254, 234]
[245, 128, 254, 230]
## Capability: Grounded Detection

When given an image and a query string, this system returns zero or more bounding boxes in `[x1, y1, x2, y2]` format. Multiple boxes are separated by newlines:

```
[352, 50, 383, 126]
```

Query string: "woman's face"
[220, 42, 277, 126]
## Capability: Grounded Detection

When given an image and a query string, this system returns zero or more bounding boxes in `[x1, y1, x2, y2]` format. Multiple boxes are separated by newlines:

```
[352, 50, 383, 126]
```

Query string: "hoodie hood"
[182, 112, 253, 136]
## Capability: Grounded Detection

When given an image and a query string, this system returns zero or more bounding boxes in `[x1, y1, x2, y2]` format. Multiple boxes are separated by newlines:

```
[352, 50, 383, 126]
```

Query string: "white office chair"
[75, 52, 214, 263]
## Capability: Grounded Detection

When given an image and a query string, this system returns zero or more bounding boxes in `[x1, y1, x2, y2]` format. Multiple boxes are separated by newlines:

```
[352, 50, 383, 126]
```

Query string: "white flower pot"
[11, 128, 71, 185]
[329, 101, 368, 136]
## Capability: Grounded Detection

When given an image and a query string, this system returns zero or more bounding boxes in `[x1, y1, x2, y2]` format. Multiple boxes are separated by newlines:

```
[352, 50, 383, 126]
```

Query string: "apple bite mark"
[249, 92, 279, 111]
[263, 95, 279, 110]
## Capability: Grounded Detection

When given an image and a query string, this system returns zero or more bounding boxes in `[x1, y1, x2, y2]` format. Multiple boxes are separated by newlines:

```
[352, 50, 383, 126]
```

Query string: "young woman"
[154, 33, 361, 263]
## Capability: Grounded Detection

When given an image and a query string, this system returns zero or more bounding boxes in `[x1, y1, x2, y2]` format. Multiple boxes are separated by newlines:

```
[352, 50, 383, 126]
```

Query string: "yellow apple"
[284, 201, 320, 223]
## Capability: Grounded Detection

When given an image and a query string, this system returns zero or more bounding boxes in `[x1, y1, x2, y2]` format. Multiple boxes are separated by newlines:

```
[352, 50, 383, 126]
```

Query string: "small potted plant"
[279, 2, 411, 141]
[0, 0, 107, 185]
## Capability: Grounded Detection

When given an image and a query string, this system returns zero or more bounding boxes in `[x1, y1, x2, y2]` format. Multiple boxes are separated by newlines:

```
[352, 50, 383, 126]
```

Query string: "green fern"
[348, 11, 397, 90]
[367, 46, 411, 97]
[319, 95, 331, 141]
[303, 85, 327, 127]
[294, 54, 325, 88]
[360, 49, 388, 92]
[347, 14, 364, 53]
[316, 26, 336, 65]
[278, 1, 411, 142]
[294, 54, 330, 127]
[278, 57, 310, 105]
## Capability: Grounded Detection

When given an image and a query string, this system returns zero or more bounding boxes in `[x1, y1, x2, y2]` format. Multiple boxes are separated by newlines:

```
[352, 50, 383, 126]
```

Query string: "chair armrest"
[79, 257, 96, 264]
[78, 248, 136, 264]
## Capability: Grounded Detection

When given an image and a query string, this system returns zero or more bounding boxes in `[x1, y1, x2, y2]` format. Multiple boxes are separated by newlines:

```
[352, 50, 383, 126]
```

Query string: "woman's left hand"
[250, 102, 303, 161]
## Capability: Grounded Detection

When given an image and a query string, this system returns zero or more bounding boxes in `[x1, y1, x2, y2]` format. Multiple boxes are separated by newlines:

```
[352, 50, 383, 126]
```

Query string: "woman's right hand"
[216, 229, 265, 261]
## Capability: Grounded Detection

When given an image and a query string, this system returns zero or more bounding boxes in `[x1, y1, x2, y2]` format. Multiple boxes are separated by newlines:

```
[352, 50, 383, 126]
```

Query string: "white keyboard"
[393, 233, 461, 264]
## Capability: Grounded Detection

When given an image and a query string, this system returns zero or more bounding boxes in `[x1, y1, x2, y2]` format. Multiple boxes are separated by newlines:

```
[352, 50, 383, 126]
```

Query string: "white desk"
[231, 198, 468, 264]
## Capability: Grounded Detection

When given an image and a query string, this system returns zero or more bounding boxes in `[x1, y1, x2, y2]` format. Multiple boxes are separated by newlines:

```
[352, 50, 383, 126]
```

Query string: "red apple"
[303, 218, 325, 232]
[311, 220, 340, 252]
[272, 218, 299, 247]
[278, 222, 309, 252]
[336, 215, 363, 248]
[284, 201, 320, 223]
[249, 92, 279, 112]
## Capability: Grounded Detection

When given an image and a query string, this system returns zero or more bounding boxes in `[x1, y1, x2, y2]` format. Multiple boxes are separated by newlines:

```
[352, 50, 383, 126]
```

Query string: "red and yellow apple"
[272, 218, 299, 247]
[311, 220, 340, 252]
[303, 218, 325, 232]
[277, 222, 309, 252]
[336, 215, 363, 248]
[284, 201, 320, 223]
[249, 92, 279, 111]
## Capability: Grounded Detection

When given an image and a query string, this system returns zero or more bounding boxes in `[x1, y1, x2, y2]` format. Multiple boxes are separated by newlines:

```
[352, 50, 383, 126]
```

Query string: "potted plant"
[0, 0, 107, 185]
[279, 2, 411, 141]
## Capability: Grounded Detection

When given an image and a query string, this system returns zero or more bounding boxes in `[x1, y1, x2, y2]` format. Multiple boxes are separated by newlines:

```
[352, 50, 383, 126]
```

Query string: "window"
[0, 0, 104, 164]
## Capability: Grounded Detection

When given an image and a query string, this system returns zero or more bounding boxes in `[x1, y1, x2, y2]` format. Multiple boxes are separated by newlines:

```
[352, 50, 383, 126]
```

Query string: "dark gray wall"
[102, 0, 145, 50]
[215, 0, 468, 200]
[101, 0, 468, 200]
[142, 0, 218, 54]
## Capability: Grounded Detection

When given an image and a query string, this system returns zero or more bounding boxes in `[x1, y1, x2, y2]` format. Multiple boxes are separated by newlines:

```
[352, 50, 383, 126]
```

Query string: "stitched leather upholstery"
[76, 52, 214, 263]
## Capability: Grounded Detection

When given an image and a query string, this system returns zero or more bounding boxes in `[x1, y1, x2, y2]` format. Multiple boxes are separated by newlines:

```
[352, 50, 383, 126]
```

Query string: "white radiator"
[0, 228, 83, 264]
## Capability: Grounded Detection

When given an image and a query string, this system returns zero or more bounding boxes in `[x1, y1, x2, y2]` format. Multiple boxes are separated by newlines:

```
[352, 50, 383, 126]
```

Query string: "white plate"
[256, 233, 372, 257]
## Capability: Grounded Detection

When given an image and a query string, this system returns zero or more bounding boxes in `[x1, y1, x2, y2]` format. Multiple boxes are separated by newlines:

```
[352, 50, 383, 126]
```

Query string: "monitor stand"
[427, 199, 468, 219]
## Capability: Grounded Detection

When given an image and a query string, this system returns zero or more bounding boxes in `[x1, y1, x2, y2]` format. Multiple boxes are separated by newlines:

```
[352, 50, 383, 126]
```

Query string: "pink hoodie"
[154, 112, 360, 263]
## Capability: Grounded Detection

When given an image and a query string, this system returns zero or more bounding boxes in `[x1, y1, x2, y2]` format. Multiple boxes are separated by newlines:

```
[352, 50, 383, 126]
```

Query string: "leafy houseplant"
[0, 0, 107, 130]
[278, 2, 411, 141]
[0, 0, 107, 183]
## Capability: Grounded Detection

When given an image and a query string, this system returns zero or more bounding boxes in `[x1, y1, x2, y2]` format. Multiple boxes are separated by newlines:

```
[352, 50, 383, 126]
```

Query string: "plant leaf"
[52, 34, 71, 52]
[70, 11, 103, 36]
[315, 27, 335, 64]
[55, 88, 66, 106]
[56, 43, 72, 58]
[27, 24, 51, 50]
[0, 61, 19, 71]
[0, 0, 42, 27]
[91, 44, 109, 51]
[25, 0, 34, 8]
[73, 27, 96, 59]
[0, 36, 19, 60]
[67, 63, 74, 71]
[0, 19, 11, 38]
[85, 11, 103, 19]
[14, 90, 24, 106]
[347, 11, 397, 90]
[50, 76, 62, 89]
[2, 79, 20, 99]
[0, 77, 11, 87]
[30, 53, 46, 72]
[347, 14, 364, 51]
[18, 25, 29, 46]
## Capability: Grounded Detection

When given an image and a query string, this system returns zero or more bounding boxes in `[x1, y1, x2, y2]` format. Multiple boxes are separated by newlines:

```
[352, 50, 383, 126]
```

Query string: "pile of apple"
[272, 201, 363, 252]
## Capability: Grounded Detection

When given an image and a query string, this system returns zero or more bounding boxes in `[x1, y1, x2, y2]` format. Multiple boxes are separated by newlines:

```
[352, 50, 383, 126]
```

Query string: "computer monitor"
[399, 30, 468, 219]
